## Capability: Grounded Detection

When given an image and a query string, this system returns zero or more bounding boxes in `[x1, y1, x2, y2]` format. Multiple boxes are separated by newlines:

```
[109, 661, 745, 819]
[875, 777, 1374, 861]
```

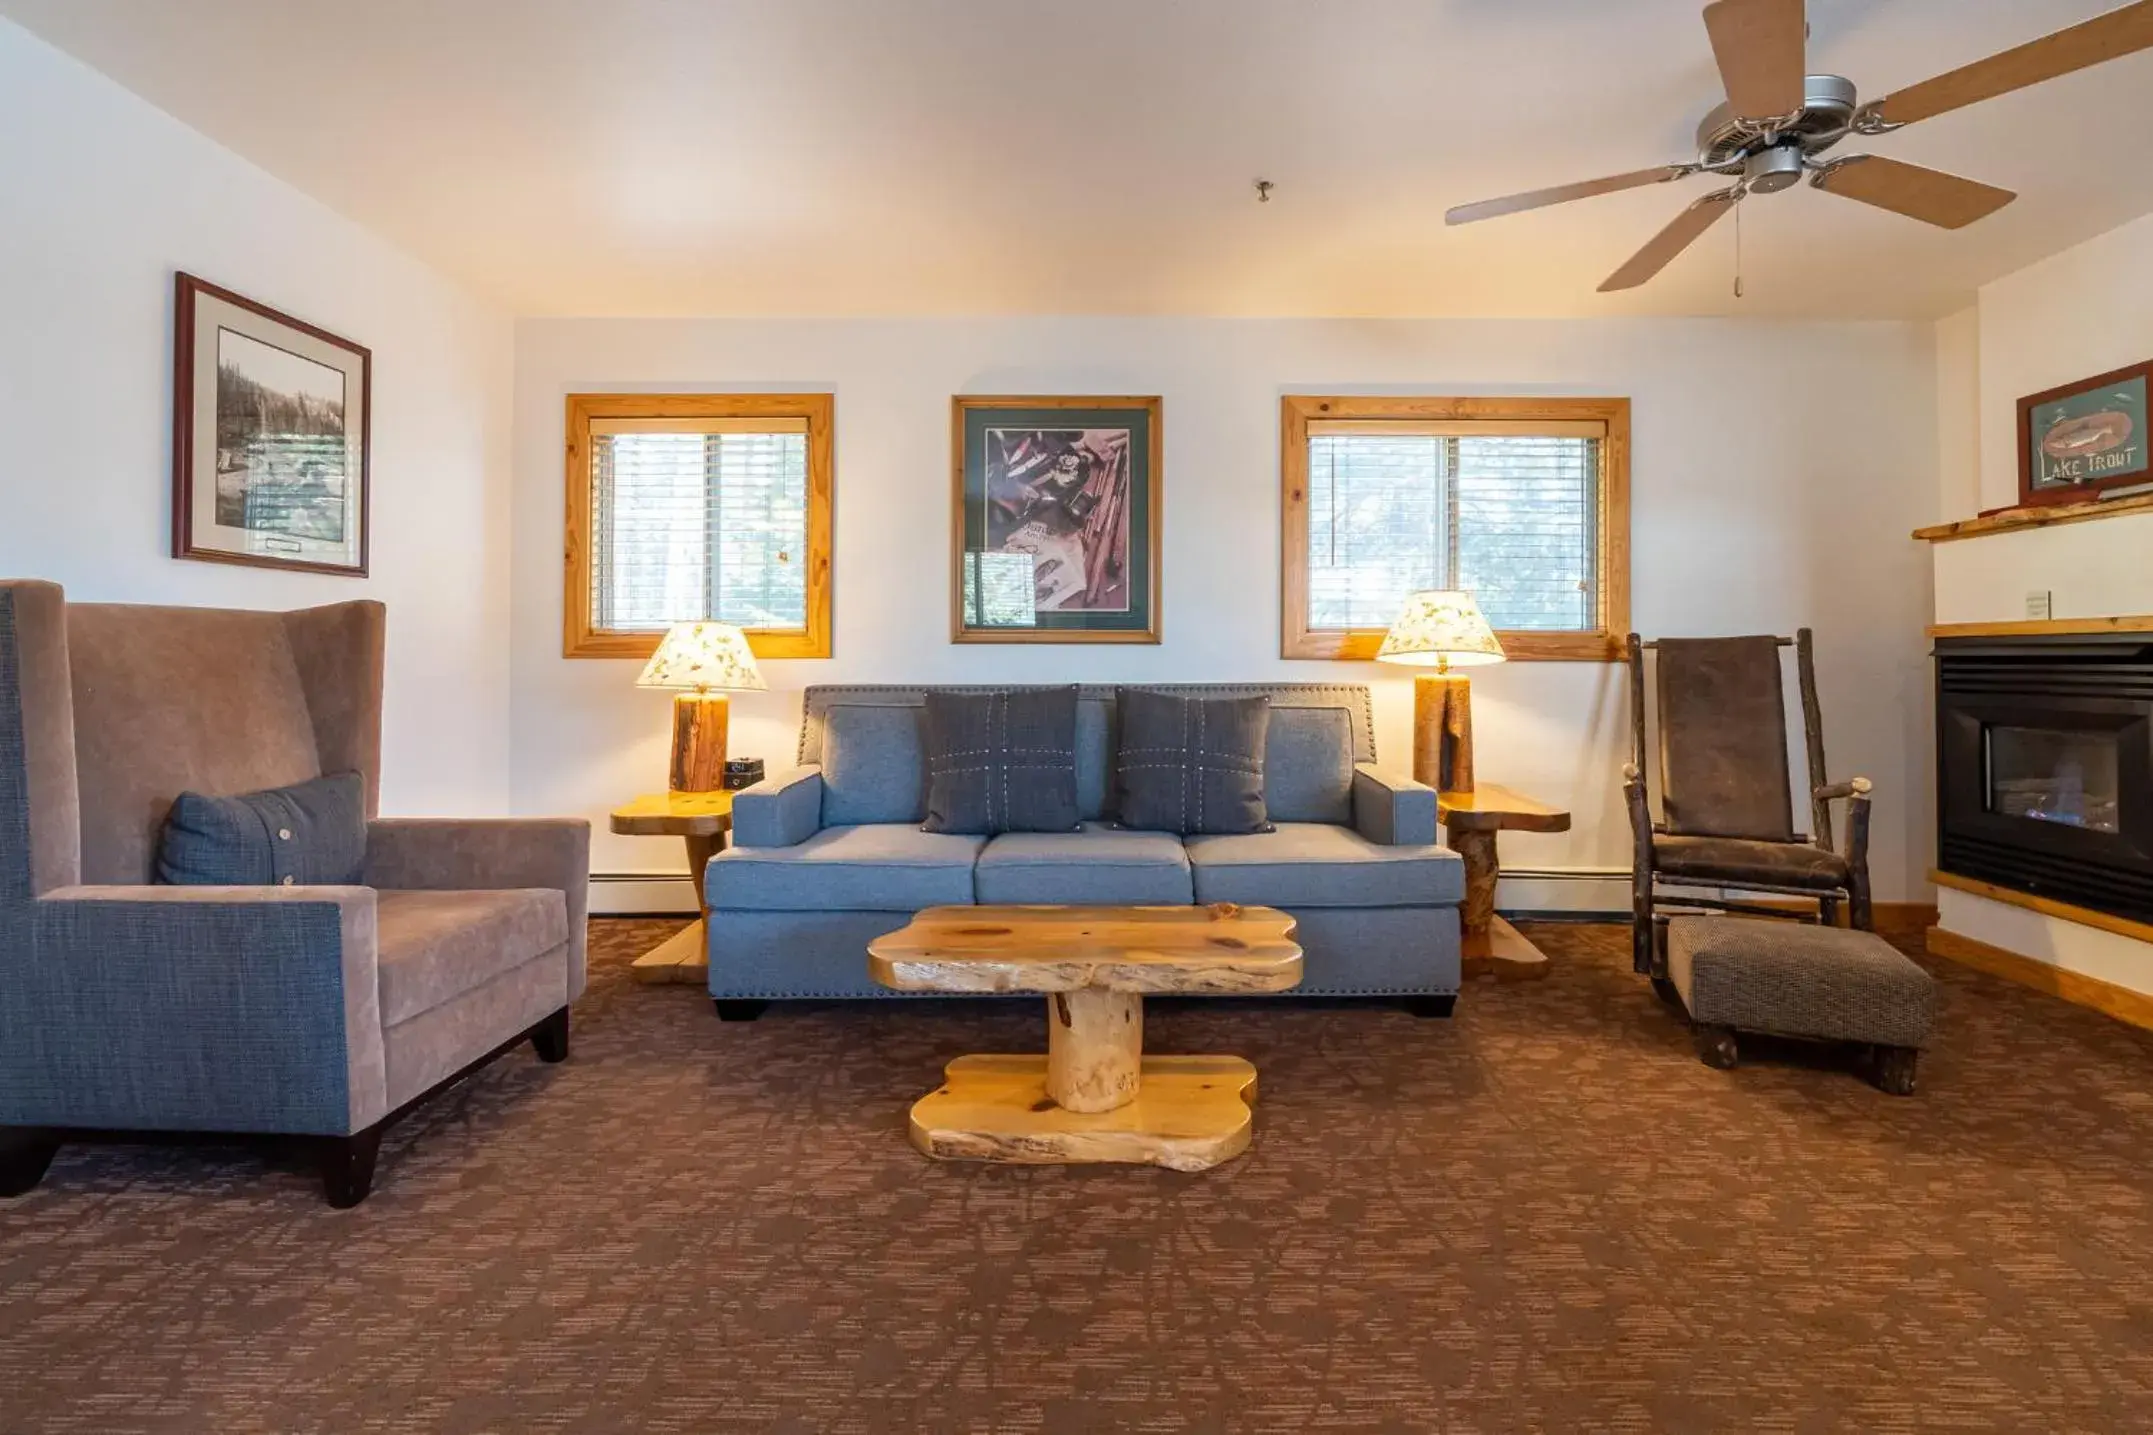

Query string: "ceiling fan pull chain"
[1733, 196, 1744, 300]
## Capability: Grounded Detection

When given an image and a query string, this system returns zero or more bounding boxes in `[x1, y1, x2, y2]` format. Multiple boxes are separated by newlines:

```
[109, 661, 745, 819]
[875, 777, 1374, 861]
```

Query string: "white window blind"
[1305, 420, 1601, 632]
[589, 417, 809, 634]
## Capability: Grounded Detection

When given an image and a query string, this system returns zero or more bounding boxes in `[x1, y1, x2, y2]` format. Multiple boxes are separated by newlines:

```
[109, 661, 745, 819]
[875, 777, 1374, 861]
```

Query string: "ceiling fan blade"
[1869, 0, 2153, 127]
[1446, 165, 1693, 226]
[1812, 155, 2015, 229]
[1598, 190, 1738, 292]
[1703, 0, 1808, 118]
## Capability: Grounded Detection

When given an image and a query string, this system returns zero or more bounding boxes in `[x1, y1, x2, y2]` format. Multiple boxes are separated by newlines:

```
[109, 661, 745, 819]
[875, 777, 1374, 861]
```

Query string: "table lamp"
[1376, 590, 1505, 794]
[637, 622, 767, 794]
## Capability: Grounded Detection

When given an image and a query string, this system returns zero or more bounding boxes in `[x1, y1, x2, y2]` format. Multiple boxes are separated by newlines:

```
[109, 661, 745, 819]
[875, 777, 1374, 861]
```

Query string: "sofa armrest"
[732, 766, 825, 848]
[363, 818, 591, 997]
[1351, 763, 1439, 847]
[21, 885, 387, 1134]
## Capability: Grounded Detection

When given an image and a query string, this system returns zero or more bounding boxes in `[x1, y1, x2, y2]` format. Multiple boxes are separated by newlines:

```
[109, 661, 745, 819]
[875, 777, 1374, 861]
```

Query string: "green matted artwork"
[950, 396, 1162, 643]
[2018, 359, 2152, 507]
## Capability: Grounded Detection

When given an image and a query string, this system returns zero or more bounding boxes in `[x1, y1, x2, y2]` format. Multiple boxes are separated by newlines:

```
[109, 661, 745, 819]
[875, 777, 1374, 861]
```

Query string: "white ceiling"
[7, 0, 2152, 319]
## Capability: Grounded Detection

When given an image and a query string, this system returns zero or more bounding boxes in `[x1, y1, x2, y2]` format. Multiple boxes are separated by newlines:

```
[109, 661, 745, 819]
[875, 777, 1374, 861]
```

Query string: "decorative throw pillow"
[1113, 689, 1274, 836]
[157, 771, 368, 887]
[921, 687, 1082, 836]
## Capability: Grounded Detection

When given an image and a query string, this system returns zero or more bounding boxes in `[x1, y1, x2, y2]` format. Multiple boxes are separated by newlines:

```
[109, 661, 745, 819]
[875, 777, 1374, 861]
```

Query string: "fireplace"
[1936, 633, 2153, 922]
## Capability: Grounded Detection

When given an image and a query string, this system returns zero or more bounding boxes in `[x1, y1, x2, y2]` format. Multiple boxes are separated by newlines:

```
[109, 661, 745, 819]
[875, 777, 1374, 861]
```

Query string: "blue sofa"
[703, 684, 1464, 1014]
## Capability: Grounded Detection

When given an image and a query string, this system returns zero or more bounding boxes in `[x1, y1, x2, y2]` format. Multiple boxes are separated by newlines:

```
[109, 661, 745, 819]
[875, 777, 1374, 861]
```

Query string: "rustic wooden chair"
[1623, 630, 1873, 982]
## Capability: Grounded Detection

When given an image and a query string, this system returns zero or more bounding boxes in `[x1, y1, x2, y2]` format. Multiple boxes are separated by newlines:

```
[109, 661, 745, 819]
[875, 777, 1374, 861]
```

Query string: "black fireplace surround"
[1937, 632, 2153, 923]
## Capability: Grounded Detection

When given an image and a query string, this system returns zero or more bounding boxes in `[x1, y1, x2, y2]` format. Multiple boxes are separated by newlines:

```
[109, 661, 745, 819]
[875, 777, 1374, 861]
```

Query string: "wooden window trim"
[1279, 394, 1631, 663]
[563, 393, 834, 660]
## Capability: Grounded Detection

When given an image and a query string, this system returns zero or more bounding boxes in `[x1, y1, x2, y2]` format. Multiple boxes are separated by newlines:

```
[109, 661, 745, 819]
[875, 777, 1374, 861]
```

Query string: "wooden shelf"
[1930, 868, 2153, 946]
[1928, 617, 2153, 639]
[1913, 489, 2153, 543]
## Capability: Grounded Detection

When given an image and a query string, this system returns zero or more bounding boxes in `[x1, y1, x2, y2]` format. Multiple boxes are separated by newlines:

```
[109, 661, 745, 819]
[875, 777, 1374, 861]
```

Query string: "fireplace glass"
[1985, 726, 2121, 834]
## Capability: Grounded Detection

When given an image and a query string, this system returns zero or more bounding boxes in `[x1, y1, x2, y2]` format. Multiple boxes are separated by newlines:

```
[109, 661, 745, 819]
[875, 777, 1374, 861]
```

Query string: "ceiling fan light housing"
[1742, 144, 1808, 193]
[1696, 73, 1859, 162]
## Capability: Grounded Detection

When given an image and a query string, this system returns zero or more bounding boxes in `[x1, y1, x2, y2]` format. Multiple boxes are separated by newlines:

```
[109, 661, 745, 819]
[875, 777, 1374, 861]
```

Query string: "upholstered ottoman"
[1662, 917, 1935, 1094]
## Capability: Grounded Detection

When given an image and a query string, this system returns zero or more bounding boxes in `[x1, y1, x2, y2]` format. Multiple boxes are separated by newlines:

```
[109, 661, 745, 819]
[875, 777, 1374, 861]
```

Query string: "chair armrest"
[363, 818, 591, 997]
[22, 885, 387, 1134]
[1814, 778, 1874, 865]
[1351, 764, 1438, 846]
[732, 766, 825, 848]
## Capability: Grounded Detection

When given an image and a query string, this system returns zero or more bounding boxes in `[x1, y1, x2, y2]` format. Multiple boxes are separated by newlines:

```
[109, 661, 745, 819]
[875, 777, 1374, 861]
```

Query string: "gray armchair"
[0, 581, 589, 1207]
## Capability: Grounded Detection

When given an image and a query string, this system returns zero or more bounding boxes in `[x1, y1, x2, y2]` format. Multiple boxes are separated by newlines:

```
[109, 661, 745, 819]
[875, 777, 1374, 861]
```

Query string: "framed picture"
[2018, 359, 2151, 508]
[173, 273, 371, 575]
[950, 396, 1162, 643]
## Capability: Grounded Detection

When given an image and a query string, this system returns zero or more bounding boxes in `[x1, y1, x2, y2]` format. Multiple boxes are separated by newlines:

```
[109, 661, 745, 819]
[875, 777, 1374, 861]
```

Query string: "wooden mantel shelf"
[1914, 489, 2153, 542]
[1929, 616, 2153, 639]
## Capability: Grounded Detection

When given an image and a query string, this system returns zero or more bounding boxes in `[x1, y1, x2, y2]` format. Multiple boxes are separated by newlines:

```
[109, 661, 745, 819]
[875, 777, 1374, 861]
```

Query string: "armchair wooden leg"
[1818, 895, 1840, 928]
[530, 1006, 571, 1063]
[1632, 884, 1657, 976]
[0, 1129, 60, 1197]
[320, 1125, 384, 1209]
[1848, 883, 1874, 933]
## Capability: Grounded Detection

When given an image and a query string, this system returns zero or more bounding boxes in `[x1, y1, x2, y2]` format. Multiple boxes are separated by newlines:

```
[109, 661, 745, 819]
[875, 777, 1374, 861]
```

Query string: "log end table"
[1438, 784, 1572, 983]
[868, 904, 1303, 1171]
[609, 791, 733, 986]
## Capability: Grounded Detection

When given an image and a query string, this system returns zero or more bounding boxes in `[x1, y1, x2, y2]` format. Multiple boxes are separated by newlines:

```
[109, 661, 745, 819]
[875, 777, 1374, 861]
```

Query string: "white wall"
[0, 18, 515, 815]
[1931, 210, 2153, 1001]
[512, 317, 1939, 910]
[1932, 210, 2153, 628]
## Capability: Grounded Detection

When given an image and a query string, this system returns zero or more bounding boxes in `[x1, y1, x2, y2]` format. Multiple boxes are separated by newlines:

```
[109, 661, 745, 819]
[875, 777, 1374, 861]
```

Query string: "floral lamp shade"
[635, 622, 769, 693]
[1376, 591, 1506, 668]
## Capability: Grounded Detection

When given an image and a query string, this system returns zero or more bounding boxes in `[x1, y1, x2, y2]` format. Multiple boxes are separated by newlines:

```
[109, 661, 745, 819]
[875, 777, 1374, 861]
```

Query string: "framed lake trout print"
[173, 273, 371, 575]
[951, 396, 1162, 643]
[2018, 360, 2151, 508]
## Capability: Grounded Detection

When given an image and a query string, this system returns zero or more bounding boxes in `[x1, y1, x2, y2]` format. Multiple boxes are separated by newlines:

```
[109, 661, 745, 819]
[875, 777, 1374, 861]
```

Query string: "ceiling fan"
[1445, 0, 2153, 292]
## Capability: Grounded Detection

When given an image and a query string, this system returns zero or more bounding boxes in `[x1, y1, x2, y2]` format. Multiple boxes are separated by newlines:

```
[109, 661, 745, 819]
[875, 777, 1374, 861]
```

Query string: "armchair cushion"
[375, 888, 569, 1026]
[1653, 835, 1850, 892]
[157, 771, 366, 887]
[1350, 764, 1439, 846]
[363, 817, 590, 1001]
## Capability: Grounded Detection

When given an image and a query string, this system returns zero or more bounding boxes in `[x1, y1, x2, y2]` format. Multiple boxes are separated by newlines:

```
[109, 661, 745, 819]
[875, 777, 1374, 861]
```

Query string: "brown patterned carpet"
[4, 920, 2153, 1433]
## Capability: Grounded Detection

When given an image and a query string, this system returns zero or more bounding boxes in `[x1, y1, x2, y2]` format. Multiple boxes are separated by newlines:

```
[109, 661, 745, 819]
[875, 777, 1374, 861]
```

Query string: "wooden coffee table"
[868, 904, 1303, 1171]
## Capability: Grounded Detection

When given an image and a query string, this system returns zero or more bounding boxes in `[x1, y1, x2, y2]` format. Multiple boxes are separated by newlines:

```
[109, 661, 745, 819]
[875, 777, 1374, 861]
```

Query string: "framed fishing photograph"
[950, 395, 1162, 643]
[173, 272, 371, 575]
[2018, 359, 2151, 508]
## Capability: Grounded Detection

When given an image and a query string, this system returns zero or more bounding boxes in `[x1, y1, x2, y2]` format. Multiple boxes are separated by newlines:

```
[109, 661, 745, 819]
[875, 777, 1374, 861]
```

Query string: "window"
[1280, 396, 1629, 661]
[564, 394, 832, 659]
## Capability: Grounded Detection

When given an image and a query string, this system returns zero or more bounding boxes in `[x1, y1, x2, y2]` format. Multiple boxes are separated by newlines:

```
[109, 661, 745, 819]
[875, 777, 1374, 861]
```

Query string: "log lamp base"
[1413, 672, 1477, 795]
[668, 692, 731, 795]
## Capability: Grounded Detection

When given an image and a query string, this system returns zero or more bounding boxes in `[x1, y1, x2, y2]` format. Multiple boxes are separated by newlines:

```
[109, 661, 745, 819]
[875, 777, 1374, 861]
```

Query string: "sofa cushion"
[922, 687, 1082, 835]
[1186, 822, 1465, 908]
[1115, 689, 1273, 835]
[1260, 706, 1358, 824]
[376, 888, 569, 1027]
[156, 771, 367, 888]
[819, 704, 927, 826]
[708, 824, 984, 912]
[974, 823, 1194, 905]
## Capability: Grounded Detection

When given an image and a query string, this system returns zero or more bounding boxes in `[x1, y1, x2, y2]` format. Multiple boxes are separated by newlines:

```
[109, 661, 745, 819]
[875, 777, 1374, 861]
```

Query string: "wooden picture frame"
[950, 395, 1163, 644]
[2017, 360, 2153, 508]
[562, 392, 835, 660]
[173, 273, 371, 576]
[1279, 395, 1630, 662]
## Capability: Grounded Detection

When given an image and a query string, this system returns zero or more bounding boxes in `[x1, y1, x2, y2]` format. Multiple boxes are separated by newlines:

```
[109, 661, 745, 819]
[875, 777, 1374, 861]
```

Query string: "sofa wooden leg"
[1651, 976, 1683, 1010]
[1402, 995, 1456, 1019]
[320, 1125, 384, 1209]
[1695, 1024, 1740, 1070]
[1871, 1045, 1919, 1096]
[530, 1007, 571, 1063]
[713, 999, 769, 1023]
[0, 1129, 60, 1197]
